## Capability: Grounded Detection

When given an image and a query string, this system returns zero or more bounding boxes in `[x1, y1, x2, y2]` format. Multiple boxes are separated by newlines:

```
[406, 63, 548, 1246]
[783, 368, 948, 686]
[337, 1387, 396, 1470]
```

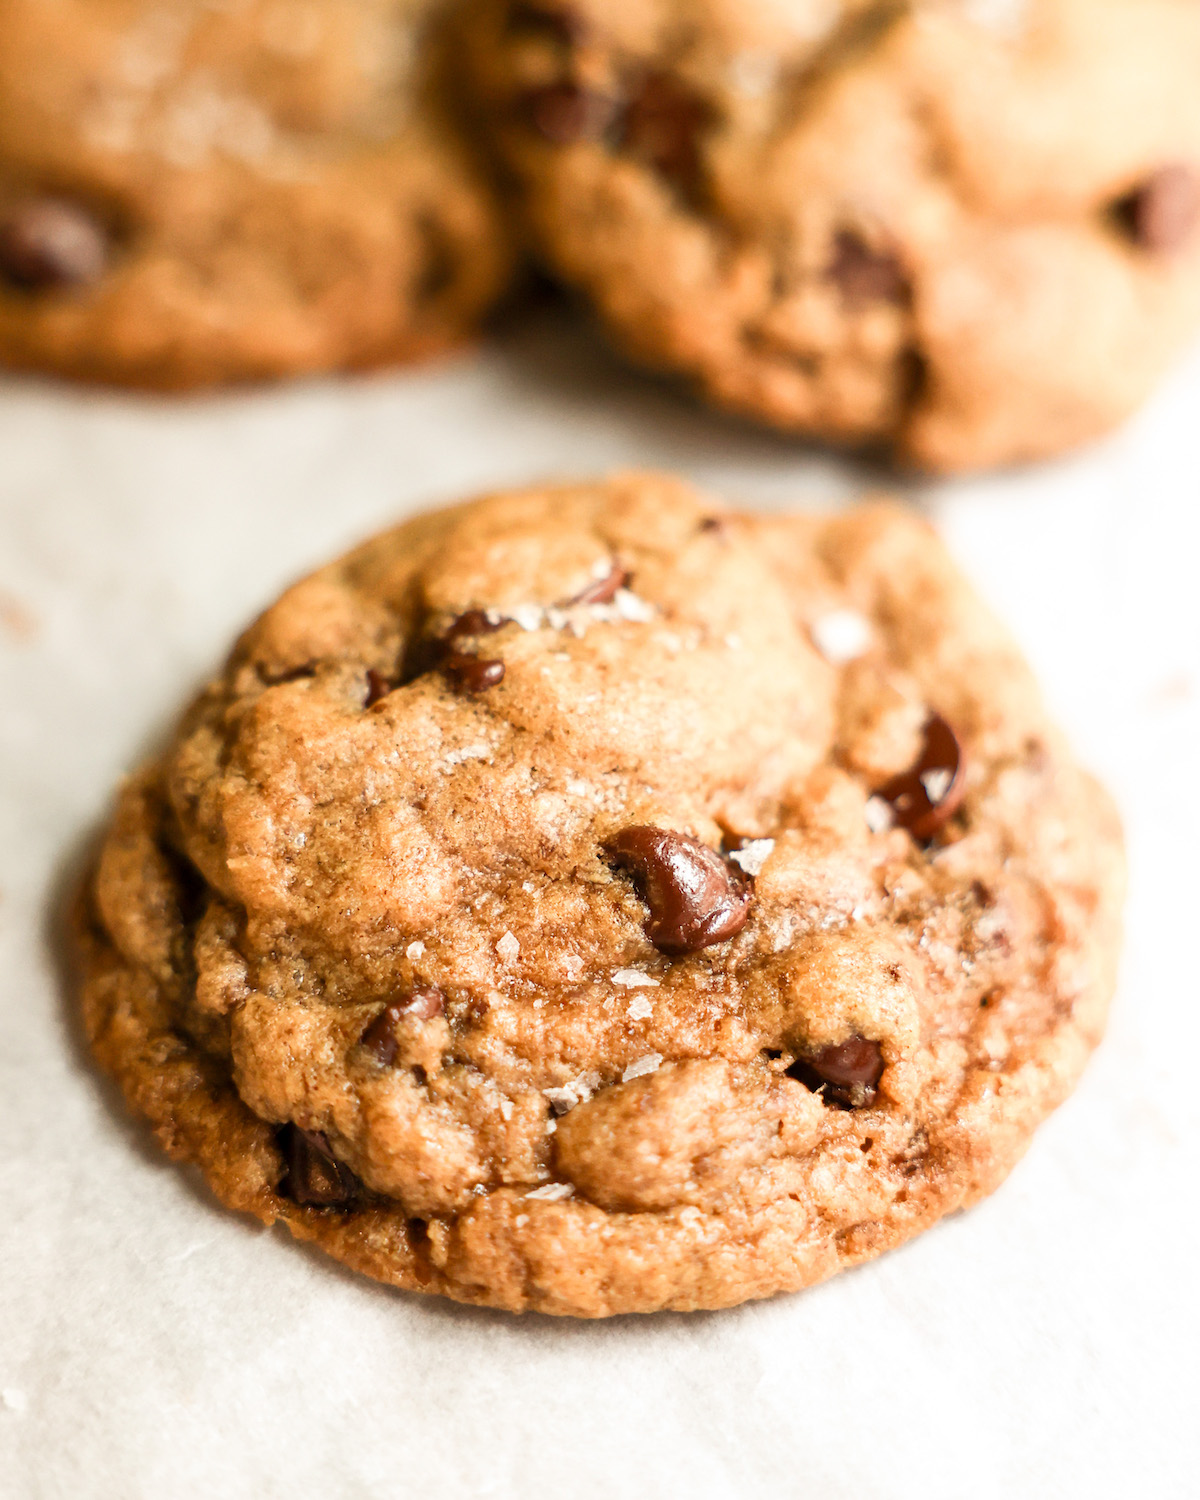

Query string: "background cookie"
[75, 474, 1125, 1316]
[464, 0, 1200, 470]
[0, 0, 513, 387]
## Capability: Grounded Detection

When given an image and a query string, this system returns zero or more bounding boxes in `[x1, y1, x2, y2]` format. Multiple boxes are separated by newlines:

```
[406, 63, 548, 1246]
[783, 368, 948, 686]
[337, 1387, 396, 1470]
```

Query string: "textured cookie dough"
[76, 474, 1125, 1316]
[0, 0, 512, 387]
[464, 0, 1200, 470]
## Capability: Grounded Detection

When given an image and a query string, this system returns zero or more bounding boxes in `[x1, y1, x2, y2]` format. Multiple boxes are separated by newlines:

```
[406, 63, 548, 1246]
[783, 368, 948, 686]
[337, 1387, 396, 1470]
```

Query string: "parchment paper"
[2, 313, 1198, 1500]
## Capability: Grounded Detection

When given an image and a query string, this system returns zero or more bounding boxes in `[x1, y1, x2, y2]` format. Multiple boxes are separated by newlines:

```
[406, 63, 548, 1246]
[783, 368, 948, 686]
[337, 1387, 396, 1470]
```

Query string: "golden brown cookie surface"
[463, 0, 1200, 470]
[0, 0, 513, 387]
[77, 475, 1125, 1315]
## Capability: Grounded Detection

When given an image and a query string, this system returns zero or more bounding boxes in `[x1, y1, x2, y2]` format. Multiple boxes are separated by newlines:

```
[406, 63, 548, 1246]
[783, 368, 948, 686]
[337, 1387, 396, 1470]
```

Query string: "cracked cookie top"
[0, 0, 512, 386]
[463, 0, 1200, 469]
[79, 474, 1124, 1315]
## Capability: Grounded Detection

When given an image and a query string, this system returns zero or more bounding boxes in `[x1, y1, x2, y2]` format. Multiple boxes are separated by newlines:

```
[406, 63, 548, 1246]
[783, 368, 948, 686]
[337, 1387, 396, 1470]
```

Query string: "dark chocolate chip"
[446, 608, 506, 638]
[568, 561, 629, 605]
[442, 652, 506, 692]
[364, 668, 392, 708]
[359, 986, 446, 1065]
[787, 1036, 884, 1109]
[826, 230, 908, 305]
[360, 1004, 402, 1066]
[619, 72, 712, 193]
[506, 2, 587, 45]
[524, 83, 618, 144]
[279, 1126, 361, 1207]
[1115, 164, 1200, 252]
[0, 196, 108, 291]
[605, 825, 751, 954]
[873, 712, 965, 841]
[406, 986, 445, 1021]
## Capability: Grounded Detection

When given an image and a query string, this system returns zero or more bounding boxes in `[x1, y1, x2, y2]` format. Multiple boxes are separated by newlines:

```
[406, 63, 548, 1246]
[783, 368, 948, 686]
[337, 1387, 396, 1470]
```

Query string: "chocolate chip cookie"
[464, 0, 1200, 470]
[0, 0, 512, 387]
[75, 475, 1124, 1315]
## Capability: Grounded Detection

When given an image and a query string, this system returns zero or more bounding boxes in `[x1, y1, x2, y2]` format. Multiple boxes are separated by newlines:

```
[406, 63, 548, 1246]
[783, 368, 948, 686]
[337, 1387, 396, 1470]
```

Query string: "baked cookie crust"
[76, 475, 1124, 1315]
[0, 0, 513, 388]
[463, 0, 1200, 470]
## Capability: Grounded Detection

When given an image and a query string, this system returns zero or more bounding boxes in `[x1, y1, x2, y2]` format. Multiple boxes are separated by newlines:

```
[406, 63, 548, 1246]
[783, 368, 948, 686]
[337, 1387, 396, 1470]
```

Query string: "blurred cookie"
[77, 474, 1124, 1315]
[464, 0, 1200, 469]
[0, 0, 513, 387]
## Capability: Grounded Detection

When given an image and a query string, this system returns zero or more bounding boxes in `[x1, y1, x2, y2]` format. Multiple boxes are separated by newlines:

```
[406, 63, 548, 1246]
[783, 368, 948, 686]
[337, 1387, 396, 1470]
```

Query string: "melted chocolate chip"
[569, 561, 629, 605]
[874, 713, 966, 841]
[1115, 164, 1200, 252]
[788, 1036, 884, 1109]
[507, 2, 587, 45]
[0, 196, 108, 291]
[446, 608, 506, 639]
[442, 652, 506, 692]
[826, 230, 908, 305]
[279, 1126, 361, 1207]
[524, 83, 618, 144]
[364, 668, 392, 708]
[359, 987, 446, 1065]
[619, 72, 712, 194]
[605, 826, 751, 954]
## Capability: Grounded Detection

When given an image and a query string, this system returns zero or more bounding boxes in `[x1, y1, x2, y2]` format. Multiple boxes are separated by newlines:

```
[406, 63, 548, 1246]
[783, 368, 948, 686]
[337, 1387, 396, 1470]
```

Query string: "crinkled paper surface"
[2, 314, 1198, 1499]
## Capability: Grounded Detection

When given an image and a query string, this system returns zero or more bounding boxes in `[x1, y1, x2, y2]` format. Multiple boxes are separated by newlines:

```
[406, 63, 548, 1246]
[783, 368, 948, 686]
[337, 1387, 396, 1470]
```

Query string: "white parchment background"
[1, 313, 1198, 1499]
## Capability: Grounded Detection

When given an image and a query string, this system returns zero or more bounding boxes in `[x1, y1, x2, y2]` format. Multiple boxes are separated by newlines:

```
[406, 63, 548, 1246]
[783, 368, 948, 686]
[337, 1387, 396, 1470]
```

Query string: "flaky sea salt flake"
[405, 940, 425, 961]
[622, 1053, 663, 1083]
[611, 968, 660, 988]
[510, 604, 544, 632]
[627, 995, 654, 1021]
[865, 796, 895, 834]
[525, 1182, 575, 1202]
[613, 589, 655, 624]
[496, 931, 520, 961]
[730, 838, 774, 877]
[921, 768, 953, 803]
[811, 609, 872, 664]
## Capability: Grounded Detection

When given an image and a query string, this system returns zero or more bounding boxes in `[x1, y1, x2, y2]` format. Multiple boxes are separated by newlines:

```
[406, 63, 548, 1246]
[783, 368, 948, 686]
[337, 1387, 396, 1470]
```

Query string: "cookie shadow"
[486, 297, 932, 506]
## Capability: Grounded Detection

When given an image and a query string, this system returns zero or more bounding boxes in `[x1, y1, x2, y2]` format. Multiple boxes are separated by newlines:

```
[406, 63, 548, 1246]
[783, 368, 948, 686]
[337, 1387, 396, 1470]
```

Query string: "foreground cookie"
[77, 475, 1124, 1316]
[465, 0, 1200, 470]
[0, 0, 511, 387]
